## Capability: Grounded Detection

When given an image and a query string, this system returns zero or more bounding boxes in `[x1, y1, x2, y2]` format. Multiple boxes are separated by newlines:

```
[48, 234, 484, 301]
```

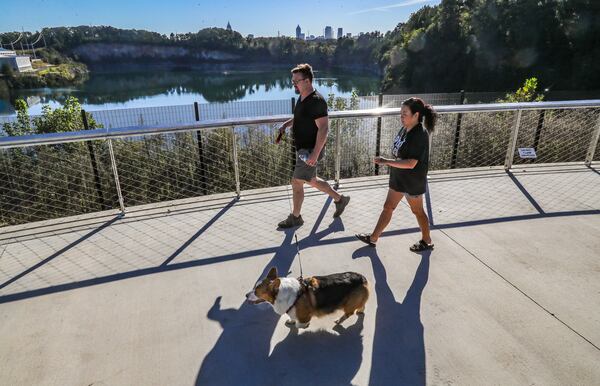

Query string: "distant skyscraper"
[337, 28, 343, 39]
[346, 33, 352, 38]
[296, 25, 302, 39]
[324, 26, 333, 40]
[226, 21, 232, 31]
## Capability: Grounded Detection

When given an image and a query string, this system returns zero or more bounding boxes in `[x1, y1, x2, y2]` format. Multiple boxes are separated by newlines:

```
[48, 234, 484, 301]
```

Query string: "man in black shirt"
[276, 63, 350, 228]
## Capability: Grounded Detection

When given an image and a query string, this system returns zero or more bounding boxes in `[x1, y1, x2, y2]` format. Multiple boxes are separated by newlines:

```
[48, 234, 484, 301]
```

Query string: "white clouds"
[348, 0, 434, 16]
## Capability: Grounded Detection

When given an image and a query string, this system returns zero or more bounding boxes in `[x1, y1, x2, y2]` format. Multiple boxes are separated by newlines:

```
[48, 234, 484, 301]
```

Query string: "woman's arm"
[374, 156, 418, 169]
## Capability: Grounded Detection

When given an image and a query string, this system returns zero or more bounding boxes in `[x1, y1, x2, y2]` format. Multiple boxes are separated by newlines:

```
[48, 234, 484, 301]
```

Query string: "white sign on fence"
[518, 147, 537, 159]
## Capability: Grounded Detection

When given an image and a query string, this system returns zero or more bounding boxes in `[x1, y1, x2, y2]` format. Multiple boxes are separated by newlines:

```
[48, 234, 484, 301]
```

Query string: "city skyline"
[2, 0, 441, 37]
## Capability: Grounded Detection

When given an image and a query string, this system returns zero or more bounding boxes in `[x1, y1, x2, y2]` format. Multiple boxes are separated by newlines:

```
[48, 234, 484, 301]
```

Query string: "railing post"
[107, 138, 126, 213]
[290, 97, 296, 172]
[505, 109, 523, 170]
[533, 109, 545, 151]
[374, 93, 383, 176]
[585, 111, 600, 166]
[231, 126, 241, 198]
[82, 109, 107, 210]
[194, 102, 208, 195]
[334, 124, 341, 189]
[450, 90, 465, 169]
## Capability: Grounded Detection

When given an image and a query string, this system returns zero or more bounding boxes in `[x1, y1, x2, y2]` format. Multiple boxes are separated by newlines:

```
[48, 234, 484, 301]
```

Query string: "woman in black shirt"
[356, 97, 436, 252]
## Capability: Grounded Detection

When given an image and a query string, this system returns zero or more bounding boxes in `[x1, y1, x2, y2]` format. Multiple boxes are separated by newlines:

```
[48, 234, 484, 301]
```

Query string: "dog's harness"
[285, 277, 310, 314]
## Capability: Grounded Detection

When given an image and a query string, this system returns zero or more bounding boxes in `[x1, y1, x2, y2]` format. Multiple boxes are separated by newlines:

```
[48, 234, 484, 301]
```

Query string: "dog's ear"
[270, 278, 281, 291]
[267, 266, 278, 280]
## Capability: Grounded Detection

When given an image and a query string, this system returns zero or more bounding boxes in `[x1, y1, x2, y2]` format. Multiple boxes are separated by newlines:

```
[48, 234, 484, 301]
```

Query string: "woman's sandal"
[410, 239, 434, 252]
[355, 233, 376, 247]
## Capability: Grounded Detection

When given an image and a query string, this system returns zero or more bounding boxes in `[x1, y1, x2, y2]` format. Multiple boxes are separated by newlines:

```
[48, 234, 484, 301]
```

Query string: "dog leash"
[294, 234, 303, 279]
[282, 145, 304, 281]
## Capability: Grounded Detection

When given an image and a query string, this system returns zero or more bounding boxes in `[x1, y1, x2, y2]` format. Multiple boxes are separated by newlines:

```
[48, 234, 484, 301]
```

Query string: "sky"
[2, 0, 441, 37]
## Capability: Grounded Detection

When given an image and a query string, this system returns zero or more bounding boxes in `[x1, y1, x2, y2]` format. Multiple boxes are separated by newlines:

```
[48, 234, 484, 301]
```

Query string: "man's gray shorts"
[293, 148, 325, 182]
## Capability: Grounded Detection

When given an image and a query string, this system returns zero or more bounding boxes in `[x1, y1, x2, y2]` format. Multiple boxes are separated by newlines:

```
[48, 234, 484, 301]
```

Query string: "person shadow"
[352, 247, 432, 386]
[195, 214, 349, 385]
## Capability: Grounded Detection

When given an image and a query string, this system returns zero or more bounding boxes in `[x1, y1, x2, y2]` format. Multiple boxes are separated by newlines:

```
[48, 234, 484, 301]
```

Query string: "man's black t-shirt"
[292, 90, 328, 149]
[389, 123, 430, 195]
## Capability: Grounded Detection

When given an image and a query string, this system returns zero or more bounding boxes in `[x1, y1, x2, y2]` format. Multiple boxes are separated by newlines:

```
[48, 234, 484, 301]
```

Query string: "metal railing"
[1, 99, 599, 227]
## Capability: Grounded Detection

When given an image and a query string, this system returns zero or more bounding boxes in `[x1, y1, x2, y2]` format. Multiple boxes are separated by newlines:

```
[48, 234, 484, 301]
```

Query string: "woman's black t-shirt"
[389, 123, 430, 195]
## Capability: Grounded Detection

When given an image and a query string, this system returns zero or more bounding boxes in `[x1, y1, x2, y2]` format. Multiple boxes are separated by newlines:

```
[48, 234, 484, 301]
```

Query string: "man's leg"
[308, 176, 341, 202]
[277, 177, 305, 228]
[291, 177, 305, 217]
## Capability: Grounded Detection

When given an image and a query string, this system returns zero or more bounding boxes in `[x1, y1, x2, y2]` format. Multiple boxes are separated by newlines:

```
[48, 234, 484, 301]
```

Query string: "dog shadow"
[194, 229, 297, 385]
[195, 217, 348, 386]
[267, 314, 365, 385]
[352, 246, 431, 386]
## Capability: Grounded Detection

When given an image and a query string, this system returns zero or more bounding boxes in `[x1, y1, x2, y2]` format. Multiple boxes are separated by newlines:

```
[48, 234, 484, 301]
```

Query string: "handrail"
[1, 99, 600, 149]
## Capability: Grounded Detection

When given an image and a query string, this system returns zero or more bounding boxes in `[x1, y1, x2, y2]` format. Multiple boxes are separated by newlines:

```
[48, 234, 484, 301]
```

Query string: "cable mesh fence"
[0, 140, 118, 227]
[110, 128, 236, 207]
[1, 104, 599, 228]
[199, 99, 291, 120]
[512, 108, 600, 166]
[89, 104, 196, 129]
[383, 93, 463, 108]
[235, 124, 294, 191]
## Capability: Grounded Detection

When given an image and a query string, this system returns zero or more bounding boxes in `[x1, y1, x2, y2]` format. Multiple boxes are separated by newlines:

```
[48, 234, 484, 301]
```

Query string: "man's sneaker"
[333, 195, 350, 217]
[278, 214, 304, 228]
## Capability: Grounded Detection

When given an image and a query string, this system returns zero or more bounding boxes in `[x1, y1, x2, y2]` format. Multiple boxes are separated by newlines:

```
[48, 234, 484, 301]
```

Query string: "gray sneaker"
[278, 214, 304, 228]
[333, 195, 350, 217]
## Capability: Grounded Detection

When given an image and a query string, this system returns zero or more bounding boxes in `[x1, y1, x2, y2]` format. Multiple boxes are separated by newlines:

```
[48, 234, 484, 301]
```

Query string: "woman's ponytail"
[422, 103, 436, 133]
[402, 97, 437, 133]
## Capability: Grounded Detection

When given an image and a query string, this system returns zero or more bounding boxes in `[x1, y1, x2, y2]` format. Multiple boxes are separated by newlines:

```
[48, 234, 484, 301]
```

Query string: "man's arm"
[279, 117, 294, 132]
[282, 117, 293, 129]
[276, 117, 293, 144]
[306, 116, 328, 166]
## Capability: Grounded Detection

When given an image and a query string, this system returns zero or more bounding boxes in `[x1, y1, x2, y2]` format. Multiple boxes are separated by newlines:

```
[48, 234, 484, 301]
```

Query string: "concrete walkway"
[1, 164, 599, 385]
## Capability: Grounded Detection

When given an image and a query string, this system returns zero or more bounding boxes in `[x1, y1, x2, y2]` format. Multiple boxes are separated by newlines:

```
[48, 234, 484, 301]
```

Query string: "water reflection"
[1, 67, 381, 115]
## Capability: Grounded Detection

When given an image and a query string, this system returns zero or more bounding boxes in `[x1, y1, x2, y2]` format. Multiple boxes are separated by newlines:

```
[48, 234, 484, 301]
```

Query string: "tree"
[2, 99, 33, 136]
[498, 77, 545, 103]
[33, 96, 100, 134]
[2, 96, 100, 137]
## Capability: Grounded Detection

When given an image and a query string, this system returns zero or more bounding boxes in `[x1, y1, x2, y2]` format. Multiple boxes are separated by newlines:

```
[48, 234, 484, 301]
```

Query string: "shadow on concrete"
[265, 315, 364, 385]
[353, 246, 431, 386]
[195, 229, 298, 385]
[195, 199, 355, 386]
[160, 197, 238, 266]
[2, 167, 598, 304]
[0, 214, 123, 292]
[1, 207, 597, 304]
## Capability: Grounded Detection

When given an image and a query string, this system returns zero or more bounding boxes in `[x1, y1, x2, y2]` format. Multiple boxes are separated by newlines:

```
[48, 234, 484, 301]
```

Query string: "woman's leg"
[406, 195, 432, 244]
[370, 189, 404, 243]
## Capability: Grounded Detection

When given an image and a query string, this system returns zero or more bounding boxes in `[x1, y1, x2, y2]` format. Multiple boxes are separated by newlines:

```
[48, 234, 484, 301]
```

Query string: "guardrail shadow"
[1, 165, 597, 305]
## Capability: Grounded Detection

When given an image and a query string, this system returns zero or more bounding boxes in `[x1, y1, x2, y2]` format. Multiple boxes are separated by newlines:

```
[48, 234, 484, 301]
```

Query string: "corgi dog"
[246, 267, 369, 328]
